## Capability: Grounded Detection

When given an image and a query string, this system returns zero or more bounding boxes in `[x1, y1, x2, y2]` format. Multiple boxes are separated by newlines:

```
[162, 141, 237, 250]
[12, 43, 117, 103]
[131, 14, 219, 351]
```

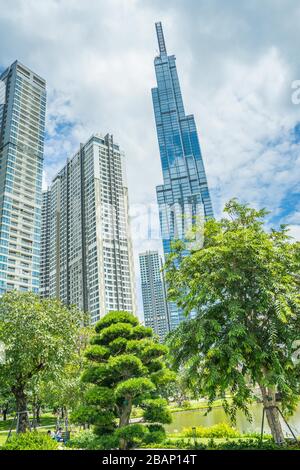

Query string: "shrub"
[243, 431, 271, 439]
[144, 424, 166, 444]
[115, 424, 146, 449]
[140, 437, 299, 451]
[141, 438, 207, 450]
[183, 422, 240, 438]
[2, 431, 59, 450]
[182, 401, 191, 409]
[205, 438, 298, 450]
[66, 430, 119, 450]
[130, 407, 141, 418]
[143, 398, 172, 424]
[66, 430, 98, 449]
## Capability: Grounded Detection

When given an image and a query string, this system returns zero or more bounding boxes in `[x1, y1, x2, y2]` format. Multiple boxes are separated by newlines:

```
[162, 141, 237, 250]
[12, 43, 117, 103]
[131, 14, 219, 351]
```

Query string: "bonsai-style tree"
[72, 311, 175, 449]
[0, 291, 83, 432]
[165, 199, 300, 445]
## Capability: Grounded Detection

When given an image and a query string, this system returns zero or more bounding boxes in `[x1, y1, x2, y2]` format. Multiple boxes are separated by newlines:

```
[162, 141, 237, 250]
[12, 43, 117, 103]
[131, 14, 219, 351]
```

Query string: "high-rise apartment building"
[0, 61, 46, 294]
[40, 189, 51, 298]
[151, 22, 213, 330]
[139, 250, 170, 342]
[41, 134, 137, 323]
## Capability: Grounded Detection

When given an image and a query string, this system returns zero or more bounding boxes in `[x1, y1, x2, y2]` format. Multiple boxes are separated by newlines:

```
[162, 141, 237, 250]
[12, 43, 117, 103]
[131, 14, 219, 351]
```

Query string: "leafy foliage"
[141, 438, 299, 450]
[115, 423, 146, 448]
[142, 398, 172, 424]
[144, 424, 166, 444]
[1, 431, 59, 450]
[183, 422, 240, 438]
[165, 199, 300, 444]
[0, 380, 15, 420]
[204, 438, 299, 450]
[72, 310, 175, 449]
[34, 325, 93, 421]
[66, 429, 119, 450]
[0, 291, 84, 432]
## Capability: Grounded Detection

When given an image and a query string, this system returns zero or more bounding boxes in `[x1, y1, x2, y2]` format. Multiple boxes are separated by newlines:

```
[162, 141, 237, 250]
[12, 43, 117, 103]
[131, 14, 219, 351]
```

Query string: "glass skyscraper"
[0, 61, 46, 294]
[152, 22, 213, 329]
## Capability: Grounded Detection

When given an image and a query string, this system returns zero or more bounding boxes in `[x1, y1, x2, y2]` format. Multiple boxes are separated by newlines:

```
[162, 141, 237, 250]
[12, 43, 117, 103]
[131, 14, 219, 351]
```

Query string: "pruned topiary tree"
[72, 311, 175, 449]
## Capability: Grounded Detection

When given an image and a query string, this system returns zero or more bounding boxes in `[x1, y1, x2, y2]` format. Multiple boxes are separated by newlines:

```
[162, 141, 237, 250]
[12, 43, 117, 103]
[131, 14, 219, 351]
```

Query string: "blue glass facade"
[152, 22, 213, 329]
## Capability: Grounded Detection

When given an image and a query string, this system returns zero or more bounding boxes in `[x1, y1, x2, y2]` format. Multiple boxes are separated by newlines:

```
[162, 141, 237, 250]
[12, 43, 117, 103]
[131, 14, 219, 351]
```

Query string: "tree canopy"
[72, 310, 175, 449]
[165, 199, 300, 444]
[0, 291, 84, 432]
[35, 325, 93, 422]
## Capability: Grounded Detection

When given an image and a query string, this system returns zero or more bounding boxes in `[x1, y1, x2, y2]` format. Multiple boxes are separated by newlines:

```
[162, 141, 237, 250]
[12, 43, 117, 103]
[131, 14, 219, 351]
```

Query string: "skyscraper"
[41, 133, 137, 323]
[0, 61, 46, 294]
[40, 189, 51, 298]
[152, 22, 213, 329]
[139, 250, 170, 342]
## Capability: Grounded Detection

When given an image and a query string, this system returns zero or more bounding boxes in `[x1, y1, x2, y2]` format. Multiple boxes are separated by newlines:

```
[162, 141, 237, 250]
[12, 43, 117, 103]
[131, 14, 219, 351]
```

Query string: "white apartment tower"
[40, 190, 50, 297]
[139, 250, 170, 341]
[41, 134, 137, 322]
[0, 61, 46, 294]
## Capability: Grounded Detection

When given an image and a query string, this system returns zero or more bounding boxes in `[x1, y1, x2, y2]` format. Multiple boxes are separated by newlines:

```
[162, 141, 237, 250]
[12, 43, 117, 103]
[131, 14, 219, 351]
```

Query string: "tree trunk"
[177, 394, 186, 407]
[259, 385, 285, 445]
[64, 408, 69, 431]
[2, 406, 8, 421]
[13, 388, 30, 433]
[118, 399, 132, 450]
[36, 404, 41, 425]
[32, 402, 41, 428]
[32, 405, 37, 429]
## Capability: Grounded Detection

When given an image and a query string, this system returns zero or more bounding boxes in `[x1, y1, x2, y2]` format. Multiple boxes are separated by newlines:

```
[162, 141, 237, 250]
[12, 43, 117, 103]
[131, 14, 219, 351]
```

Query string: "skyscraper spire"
[155, 21, 167, 55]
[151, 22, 213, 330]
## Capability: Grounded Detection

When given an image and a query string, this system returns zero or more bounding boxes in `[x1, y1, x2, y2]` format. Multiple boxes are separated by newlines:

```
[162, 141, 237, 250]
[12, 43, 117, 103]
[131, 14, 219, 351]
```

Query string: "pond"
[165, 403, 300, 437]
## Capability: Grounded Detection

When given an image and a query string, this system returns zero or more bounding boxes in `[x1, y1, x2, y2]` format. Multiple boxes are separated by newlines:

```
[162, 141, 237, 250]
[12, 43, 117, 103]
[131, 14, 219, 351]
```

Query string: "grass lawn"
[0, 426, 62, 449]
[0, 414, 85, 449]
[0, 413, 58, 447]
[0, 414, 57, 432]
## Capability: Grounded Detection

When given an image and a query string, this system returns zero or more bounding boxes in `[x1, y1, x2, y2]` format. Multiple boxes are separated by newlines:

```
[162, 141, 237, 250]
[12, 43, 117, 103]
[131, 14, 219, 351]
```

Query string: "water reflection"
[165, 403, 300, 436]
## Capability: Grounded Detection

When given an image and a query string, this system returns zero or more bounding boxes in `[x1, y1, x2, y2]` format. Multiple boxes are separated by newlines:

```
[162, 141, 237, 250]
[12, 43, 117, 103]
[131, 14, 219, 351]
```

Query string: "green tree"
[72, 311, 175, 449]
[0, 291, 83, 433]
[165, 199, 300, 445]
[0, 380, 15, 421]
[38, 326, 93, 422]
[160, 369, 191, 407]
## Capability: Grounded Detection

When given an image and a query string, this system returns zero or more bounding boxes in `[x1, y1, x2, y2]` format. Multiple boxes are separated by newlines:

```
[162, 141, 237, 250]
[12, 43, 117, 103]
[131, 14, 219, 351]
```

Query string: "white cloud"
[288, 225, 300, 241]
[1, 0, 300, 314]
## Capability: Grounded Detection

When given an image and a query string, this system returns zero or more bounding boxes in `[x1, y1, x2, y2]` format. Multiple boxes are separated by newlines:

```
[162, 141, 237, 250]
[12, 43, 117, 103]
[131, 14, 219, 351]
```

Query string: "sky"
[1, 0, 300, 315]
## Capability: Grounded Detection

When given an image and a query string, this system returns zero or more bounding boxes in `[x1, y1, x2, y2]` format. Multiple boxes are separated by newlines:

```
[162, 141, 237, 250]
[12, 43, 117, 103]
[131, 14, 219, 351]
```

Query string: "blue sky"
[1, 0, 300, 314]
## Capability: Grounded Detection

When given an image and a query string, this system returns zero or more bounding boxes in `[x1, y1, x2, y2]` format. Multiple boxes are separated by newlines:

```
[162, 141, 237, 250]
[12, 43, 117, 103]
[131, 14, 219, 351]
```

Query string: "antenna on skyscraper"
[155, 22, 167, 55]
